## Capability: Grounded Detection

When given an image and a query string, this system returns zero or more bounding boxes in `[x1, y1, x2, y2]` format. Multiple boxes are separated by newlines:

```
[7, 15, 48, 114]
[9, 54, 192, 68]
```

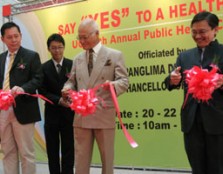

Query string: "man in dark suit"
[165, 11, 223, 174]
[62, 18, 129, 174]
[0, 22, 42, 174]
[39, 33, 74, 174]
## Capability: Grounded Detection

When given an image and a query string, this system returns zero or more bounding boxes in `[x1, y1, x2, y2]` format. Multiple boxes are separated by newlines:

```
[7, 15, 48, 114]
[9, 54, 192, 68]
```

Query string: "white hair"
[79, 18, 99, 32]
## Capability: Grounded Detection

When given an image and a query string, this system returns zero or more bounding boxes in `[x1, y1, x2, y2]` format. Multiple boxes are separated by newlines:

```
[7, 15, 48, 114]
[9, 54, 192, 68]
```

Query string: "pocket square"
[105, 59, 112, 66]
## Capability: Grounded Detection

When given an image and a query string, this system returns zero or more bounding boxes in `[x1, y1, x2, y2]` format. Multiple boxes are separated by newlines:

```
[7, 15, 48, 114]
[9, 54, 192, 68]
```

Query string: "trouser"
[0, 107, 36, 174]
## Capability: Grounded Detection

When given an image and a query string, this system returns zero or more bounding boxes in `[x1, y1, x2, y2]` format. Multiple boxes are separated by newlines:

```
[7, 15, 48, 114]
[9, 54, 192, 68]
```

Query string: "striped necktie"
[88, 49, 94, 76]
[3, 53, 15, 91]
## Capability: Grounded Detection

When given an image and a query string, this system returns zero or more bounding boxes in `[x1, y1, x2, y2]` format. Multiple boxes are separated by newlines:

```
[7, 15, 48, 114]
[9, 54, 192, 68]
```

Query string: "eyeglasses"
[76, 31, 96, 41]
[191, 29, 211, 36]
[50, 46, 64, 51]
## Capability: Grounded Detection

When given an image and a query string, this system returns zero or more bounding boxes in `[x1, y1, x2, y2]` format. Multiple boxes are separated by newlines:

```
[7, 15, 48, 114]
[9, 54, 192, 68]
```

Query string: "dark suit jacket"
[165, 40, 223, 134]
[39, 58, 74, 124]
[0, 46, 42, 124]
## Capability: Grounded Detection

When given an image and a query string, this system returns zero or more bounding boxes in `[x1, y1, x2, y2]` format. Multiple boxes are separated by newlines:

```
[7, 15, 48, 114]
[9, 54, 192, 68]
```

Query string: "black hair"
[47, 33, 65, 48]
[191, 11, 219, 29]
[1, 22, 21, 36]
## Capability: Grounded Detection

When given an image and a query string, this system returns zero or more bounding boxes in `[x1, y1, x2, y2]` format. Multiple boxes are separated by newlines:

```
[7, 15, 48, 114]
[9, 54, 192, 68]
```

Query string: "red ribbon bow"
[68, 83, 138, 148]
[183, 65, 222, 107]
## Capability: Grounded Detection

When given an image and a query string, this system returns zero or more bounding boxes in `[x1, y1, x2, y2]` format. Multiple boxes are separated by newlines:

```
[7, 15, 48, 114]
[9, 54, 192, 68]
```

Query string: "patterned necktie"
[3, 53, 15, 91]
[57, 64, 62, 74]
[88, 49, 94, 76]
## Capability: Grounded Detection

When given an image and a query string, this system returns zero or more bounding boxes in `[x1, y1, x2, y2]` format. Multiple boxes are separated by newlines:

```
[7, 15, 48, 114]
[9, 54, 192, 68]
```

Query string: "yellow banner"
[12, 0, 223, 170]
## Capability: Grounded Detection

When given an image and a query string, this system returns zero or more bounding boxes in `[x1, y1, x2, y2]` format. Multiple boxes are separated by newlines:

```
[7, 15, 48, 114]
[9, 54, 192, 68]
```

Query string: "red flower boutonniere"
[17, 59, 26, 70]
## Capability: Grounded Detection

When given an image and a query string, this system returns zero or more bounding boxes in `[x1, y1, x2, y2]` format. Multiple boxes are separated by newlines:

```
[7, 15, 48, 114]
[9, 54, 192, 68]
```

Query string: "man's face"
[48, 41, 65, 62]
[1, 27, 22, 53]
[191, 20, 218, 48]
[77, 26, 99, 50]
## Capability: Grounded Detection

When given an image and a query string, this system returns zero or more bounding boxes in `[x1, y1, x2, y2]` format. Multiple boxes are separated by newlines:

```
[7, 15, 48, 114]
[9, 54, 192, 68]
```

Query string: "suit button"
[101, 77, 104, 80]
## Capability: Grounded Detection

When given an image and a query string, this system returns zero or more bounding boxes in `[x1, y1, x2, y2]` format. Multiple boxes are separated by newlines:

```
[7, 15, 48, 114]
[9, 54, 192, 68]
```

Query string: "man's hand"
[102, 80, 115, 90]
[170, 66, 182, 86]
[216, 75, 223, 89]
[61, 88, 70, 99]
[11, 86, 24, 97]
[61, 87, 72, 105]
[59, 97, 70, 108]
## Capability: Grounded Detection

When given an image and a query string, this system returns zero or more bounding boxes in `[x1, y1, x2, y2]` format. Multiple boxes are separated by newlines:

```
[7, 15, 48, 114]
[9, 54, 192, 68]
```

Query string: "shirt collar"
[52, 58, 64, 67]
[7, 51, 17, 58]
[91, 42, 102, 55]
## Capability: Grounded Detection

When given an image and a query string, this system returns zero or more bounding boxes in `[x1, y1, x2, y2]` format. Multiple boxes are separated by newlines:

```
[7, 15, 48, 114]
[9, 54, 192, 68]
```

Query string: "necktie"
[201, 48, 205, 62]
[88, 49, 94, 76]
[3, 53, 15, 91]
[57, 64, 62, 74]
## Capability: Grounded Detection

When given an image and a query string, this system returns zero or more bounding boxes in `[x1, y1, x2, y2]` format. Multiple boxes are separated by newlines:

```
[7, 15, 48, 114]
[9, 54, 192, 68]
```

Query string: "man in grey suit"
[0, 22, 42, 174]
[62, 18, 129, 174]
[165, 11, 223, 174]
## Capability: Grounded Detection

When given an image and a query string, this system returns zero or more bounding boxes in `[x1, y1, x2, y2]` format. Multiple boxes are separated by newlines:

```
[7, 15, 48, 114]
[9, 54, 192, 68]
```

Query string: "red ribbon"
[109, 83, 138, 148]
[17, 92, 53, 105]
[68, 83, 138, 148]
[0, 90, 53, 110]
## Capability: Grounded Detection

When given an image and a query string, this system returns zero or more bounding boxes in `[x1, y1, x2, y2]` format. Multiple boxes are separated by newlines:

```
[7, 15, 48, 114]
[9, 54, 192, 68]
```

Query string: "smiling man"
[62, 18, 129, 174]
[164, 11, 223, 174]
[0, 21, 42, 174]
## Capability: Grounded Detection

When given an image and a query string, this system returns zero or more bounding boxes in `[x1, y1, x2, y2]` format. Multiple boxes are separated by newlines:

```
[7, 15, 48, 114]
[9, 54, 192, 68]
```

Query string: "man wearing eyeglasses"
[165, 11, 223, 174]
[39, 33, 74, 174]
[62, 18, 129, 174]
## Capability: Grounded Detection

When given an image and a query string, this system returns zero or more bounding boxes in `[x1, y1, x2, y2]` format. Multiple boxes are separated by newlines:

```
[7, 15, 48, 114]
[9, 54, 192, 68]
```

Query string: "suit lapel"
[0, 52, 7, 87]
[0, 52, 7, 77]
[60, 58, 70, 79]
[11, 47, 24, 71]
[88, 46, 107, 88]
[194, 49, 202, 66]
[78, 52, 90, 86]
[202, 45, 217, 68]
[48, 60, 60, 80]
[1, 48, 22, 76]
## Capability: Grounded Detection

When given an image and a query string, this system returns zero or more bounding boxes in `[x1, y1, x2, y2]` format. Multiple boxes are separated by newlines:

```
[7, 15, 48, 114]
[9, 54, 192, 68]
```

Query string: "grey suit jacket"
[64, 45, 129, 129]
[165, 40, 223, 134]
